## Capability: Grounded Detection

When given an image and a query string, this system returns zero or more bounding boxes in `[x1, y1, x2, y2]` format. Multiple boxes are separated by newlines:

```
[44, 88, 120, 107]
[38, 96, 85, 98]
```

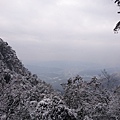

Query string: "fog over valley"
[26, 61, 120, 90]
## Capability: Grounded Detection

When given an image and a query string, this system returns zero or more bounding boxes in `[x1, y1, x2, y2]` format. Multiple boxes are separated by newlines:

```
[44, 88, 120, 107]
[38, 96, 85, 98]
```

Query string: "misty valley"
[26, 63, 120, 91]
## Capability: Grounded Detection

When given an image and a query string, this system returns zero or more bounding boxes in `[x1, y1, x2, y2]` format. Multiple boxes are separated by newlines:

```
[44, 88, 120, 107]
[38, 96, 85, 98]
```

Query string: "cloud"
[0, 0, 120, 67]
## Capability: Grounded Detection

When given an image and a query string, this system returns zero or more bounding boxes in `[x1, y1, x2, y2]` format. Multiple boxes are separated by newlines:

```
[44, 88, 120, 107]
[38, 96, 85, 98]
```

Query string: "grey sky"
[0, 0, 120, 67]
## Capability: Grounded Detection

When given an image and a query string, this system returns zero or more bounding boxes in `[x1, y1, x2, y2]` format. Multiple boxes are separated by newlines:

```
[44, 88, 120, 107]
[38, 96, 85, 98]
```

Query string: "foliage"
[61, 74, 120, 119]
[114, 0, 120, 6]
[113, 0, 120, 33]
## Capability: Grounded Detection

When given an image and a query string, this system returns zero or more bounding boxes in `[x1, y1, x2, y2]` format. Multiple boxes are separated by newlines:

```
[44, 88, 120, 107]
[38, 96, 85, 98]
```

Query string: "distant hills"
[26, 63, 120, 91]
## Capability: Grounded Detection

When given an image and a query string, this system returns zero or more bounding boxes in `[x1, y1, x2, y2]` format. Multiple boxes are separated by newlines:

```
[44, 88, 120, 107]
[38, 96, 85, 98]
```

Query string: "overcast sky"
[0, 0, 120, 67]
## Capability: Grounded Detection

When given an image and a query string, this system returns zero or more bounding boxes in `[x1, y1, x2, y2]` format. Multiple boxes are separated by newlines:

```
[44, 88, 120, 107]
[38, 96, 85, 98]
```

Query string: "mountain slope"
[0, 38, 76, 120]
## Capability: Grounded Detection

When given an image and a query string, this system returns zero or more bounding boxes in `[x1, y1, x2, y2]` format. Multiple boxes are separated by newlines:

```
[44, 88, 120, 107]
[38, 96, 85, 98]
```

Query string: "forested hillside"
[0, 39, 76, 120]
[0, 39, 120, 120]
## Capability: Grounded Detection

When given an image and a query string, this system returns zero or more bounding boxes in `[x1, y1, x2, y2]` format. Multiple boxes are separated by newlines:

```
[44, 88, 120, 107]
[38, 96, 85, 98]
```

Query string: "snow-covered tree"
[61, 75, 112, 119]
[113, 0, 120, 33]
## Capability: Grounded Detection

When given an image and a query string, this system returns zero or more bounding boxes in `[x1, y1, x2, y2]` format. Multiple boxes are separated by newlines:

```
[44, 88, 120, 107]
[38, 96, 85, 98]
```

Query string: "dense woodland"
[0, 37, 120, 120]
